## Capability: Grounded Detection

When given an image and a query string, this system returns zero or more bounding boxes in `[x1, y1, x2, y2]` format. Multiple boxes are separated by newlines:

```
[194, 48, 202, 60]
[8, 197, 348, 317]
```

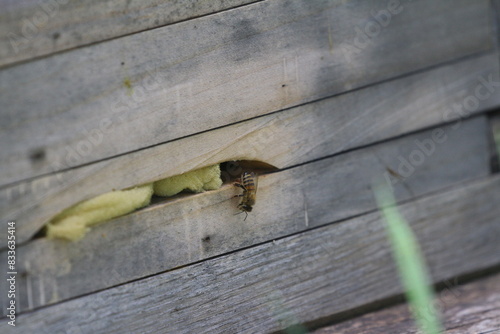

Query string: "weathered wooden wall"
[1, 0, 500, 332]
[312, 272, 500, 333]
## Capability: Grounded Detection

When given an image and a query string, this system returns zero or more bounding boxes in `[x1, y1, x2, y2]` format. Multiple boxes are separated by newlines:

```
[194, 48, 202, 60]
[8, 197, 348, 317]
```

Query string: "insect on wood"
[234, 172, 258, 221]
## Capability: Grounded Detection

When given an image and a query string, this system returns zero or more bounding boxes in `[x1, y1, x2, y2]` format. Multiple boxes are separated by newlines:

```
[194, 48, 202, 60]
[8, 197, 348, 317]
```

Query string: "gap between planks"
[1, 51, 499, 246]
[0, 116, 492, 313]
[0, 0, 493, 186]
[310, 271, 500, 334]
[0, 0, 261, 68]
[1, 173, 499, 333]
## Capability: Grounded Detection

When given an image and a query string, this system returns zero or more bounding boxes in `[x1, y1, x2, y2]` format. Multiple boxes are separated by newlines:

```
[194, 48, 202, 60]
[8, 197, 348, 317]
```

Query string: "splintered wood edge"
[1, 173, 499, 333]
[0, 0, 493, 186]
[2, 51, 499, 245]
[0, 116, 492, 312]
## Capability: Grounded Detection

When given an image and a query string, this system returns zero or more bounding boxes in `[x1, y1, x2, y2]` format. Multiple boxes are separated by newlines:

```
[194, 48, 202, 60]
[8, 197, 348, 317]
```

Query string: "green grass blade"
[373, 179, 443, 334]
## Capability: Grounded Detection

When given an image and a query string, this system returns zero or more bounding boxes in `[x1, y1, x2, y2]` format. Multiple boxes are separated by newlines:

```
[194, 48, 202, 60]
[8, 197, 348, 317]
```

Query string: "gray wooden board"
[0, 117, 491, 312]
[311, 272, 500, 334]
[1, 173, 499, 333]
[2, 52, 499, 246]
[0, 0, 258, 68]
[0, 0, 494, 186]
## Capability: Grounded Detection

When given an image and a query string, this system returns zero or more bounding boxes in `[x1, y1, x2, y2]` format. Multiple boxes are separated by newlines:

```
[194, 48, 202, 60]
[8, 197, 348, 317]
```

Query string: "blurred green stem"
[373, 178, 443, 334]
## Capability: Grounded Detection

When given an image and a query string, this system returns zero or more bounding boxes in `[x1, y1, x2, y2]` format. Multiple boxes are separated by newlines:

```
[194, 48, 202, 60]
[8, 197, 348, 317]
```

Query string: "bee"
[233, 172, 258, 220]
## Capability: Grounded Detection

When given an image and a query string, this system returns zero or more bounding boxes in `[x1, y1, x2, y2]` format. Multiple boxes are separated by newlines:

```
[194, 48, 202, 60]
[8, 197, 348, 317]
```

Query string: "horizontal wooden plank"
[0, 0, 257, 68]
[0, 0, 493, 186]
[2, 173, 499, 333]
[312, 272, 500, 334]
[2, 52, 499, 245]
[0, 117, 491, 312]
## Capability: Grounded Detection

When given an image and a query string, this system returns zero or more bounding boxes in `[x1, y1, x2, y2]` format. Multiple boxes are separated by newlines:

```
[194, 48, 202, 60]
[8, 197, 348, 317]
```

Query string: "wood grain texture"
[2, 52, 499, 246]
[312, 272, 500, 334]
[0, 117, 491, 312]
[0, 0, 258, 68]
[0, 0, 494, 186]
[2, 173, 499, 333]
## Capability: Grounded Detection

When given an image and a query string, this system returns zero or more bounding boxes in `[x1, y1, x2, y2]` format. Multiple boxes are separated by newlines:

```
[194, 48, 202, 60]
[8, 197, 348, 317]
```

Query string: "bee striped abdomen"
[234, 172, 258, 219]
[240, 173, 256, 206]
